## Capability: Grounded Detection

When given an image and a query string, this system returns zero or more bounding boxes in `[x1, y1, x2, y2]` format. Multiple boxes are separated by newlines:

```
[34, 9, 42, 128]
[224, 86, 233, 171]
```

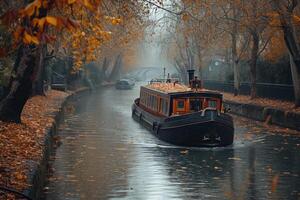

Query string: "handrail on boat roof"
[148, 78, 181, 84]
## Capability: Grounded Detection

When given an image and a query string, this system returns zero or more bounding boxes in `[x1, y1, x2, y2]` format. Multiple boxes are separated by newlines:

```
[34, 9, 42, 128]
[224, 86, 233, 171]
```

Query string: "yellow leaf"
[38, 18, 46, 29]
[293, 15, 300, 24]
[181, 13, 190, 22]
[83, 0, 94, 11]
[23, 0, 42, 17]
[42, 1, 48, 8]
[13, 27, 24, 40]
[32, 18, 39, 26]
[31, 36, 40, 45]
[68, 0, 77, 4]
[270, 18, 280, 27]
[46, 16, 58, 26]
[23, 4, 35, 17]
[34, 0, 42, 9]
[23, 31, 32, 44]
[271, 174, 279, 193]
[22, 31, 39, 45]
[111, 18, 121, 25]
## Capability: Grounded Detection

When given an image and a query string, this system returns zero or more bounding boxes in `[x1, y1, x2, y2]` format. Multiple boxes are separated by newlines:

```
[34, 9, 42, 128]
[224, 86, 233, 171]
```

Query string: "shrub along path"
[0, 90, 68, 200]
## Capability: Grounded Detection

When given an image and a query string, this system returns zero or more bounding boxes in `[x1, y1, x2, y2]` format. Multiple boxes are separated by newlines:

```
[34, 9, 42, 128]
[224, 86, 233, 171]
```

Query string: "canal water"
[43, 86, 300, 200]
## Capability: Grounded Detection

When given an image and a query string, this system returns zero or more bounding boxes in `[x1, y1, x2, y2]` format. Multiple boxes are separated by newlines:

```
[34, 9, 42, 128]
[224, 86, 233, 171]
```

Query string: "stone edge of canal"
[23, 88, 91, 200]
[224, 100, 300, 131]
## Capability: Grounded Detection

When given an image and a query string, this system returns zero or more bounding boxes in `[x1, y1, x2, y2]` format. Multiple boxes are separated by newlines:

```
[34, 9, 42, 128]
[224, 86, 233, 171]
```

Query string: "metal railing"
[149, 78, 181, 84]
[51, 71, 67, 91]
[203, 80, 294, 101]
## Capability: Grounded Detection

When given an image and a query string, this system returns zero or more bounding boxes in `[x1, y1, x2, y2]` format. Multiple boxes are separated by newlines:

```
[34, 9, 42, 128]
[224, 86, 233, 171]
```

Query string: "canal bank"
[222, 93, 300, 131]
[0, 88, 89, 200]
[24, 88, 90, 200]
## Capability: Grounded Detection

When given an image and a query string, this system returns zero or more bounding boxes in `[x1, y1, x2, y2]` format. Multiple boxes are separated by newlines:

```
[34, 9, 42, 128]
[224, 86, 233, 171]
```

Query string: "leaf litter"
[0, 90, 69, 199]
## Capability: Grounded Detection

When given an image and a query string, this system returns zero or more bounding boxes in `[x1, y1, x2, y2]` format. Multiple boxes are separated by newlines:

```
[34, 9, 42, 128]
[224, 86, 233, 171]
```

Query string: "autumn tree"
[162, 0, 247, 90]
[270, 0, 300, 107]
[0, 0, 61, 123]
[239, 0, 273, 99]
[151, 0, 299, 105]
[97, 1, 149, 79]
[213, 0, 245, 96]
[0, 0, 151, 123]
[161, 1, 222, 83]
[172, 0, 275, 99]
[209, 0, 273, 98]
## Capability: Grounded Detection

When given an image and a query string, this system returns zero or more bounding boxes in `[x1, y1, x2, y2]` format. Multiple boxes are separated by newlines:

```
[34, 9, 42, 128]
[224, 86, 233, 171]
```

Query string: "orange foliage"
[263, 31, 287, 62]
[171, 0, 294, 70]
[1, 0, 148, 73]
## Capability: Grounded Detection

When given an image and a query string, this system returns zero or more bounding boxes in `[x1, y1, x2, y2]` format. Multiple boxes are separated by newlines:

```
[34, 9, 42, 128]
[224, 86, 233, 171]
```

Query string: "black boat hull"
[132, 101, 234, 147]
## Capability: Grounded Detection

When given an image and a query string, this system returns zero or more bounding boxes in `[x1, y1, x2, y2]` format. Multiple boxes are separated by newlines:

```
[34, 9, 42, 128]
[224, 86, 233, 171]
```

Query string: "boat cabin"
[139, 83, 223, 117]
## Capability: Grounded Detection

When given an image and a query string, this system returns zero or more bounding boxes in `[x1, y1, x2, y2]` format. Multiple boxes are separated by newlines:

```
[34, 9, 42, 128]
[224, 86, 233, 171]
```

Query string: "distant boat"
[115, 79, 135, 90]
[132, 73, 234, 147]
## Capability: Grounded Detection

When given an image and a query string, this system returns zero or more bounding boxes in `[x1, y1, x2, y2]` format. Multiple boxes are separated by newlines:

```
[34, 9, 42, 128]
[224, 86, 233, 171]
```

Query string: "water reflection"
[43, 87, 300, 200]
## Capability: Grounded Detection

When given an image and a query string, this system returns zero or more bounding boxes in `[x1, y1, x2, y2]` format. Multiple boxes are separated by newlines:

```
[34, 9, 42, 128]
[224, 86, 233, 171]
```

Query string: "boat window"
[208, 100, 217, 108]
[159, 98, 163, 112]
[176, 100, 185, 111]
[164, 101, 169, 115]
[153, 96, 158, 111]
[190, 99, 202, 112]
[147, 94, 150, 107]
[141, 92, 144, 104]
[119, 81, 128, 85]
[150, 95, 152, 106]
[144, 93, 147, 105]
[158, 98, 162, 112]
[161, 99, 169, 115]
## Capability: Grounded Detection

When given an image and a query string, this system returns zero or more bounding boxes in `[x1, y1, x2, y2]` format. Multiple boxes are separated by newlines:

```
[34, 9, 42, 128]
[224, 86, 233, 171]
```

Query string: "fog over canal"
[42, 85, 300, 200]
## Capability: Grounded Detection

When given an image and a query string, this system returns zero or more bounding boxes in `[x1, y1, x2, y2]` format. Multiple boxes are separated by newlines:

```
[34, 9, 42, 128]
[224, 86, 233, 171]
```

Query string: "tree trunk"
[272, 0, 300, 107]
[101, 57, 109, 81]
[109, 54, 122, 81]
[29, 2, 49, 96]
[197, 52, 203, 80]
[32, 44, 46, 95]
[250, 32, 259, 99]
[175, 59, 188, 84]
[232, 32, 240, 96]
[289, 53, 300, 107]
[281, 17, 300, 107]
[231, 3, 240, 96]
[0, 46, 35, 123]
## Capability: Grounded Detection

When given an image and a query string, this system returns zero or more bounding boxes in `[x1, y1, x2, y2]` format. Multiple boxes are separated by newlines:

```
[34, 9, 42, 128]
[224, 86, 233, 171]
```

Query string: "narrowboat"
[132, 73, 234, 147]
[115, 79, 135, 90]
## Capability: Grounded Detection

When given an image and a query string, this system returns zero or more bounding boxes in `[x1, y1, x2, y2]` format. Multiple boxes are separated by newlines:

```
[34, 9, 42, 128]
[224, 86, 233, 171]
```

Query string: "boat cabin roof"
[142, 83, 223, 99]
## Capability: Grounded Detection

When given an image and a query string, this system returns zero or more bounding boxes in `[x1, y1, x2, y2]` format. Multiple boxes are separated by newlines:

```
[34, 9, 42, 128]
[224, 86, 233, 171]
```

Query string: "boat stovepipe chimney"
[187, 69, 195, 87]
